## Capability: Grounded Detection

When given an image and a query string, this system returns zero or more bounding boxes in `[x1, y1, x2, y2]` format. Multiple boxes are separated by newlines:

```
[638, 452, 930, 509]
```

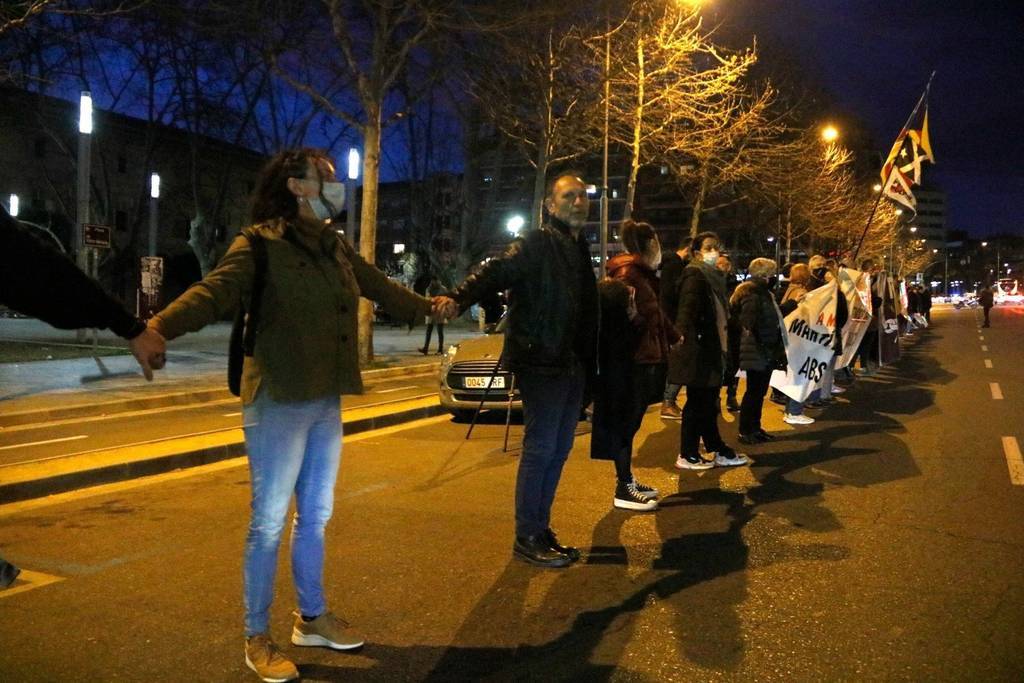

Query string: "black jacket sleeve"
[0, 208, 144, 339]
[449, 236, 527, 310]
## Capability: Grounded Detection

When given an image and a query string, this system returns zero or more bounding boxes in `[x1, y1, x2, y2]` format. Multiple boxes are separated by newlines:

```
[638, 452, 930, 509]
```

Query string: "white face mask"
[702, 249, 720, 266]
[305, 181, 346, 222]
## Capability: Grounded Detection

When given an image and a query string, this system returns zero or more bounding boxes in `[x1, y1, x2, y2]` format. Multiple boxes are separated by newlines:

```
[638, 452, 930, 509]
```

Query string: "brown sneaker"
[291, 610, 365, 651]
[660, 401, 682, 420]
[244, 634, 299, 682]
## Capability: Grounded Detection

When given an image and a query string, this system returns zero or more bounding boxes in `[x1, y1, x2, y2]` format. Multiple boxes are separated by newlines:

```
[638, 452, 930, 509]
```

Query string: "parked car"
[438, 317, 521, 420]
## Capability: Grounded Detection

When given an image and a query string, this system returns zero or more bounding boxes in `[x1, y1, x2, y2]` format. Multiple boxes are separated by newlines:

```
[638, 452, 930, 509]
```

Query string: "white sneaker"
[830, 385, 846, 394]
[675, 454, 714, 470]
[783, 413, 815, 425]
[713, 452, 750, 467]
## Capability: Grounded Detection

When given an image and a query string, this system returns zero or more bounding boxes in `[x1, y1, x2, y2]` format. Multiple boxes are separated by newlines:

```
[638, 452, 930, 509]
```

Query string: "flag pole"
[852, 71, 936, 262]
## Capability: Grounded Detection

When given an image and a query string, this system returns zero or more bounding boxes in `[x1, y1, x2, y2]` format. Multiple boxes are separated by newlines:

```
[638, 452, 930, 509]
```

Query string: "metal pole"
[346, 178, 356, 244]
[148, 194, 158, 257]
[944, 248, 949, 297]
[76, 92, 92, 344]
[599, 5, 611, 279]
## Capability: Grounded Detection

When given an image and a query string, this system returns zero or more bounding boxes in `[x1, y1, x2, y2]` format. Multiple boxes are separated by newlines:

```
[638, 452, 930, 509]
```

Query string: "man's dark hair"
[251, 147, 329, 224]
[690, 231, 720, 255]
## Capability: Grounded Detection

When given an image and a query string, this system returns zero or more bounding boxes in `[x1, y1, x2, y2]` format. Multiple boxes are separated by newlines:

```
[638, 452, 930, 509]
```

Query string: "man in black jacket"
[0, 207, 165, 588]
[440, 173, 598, 568]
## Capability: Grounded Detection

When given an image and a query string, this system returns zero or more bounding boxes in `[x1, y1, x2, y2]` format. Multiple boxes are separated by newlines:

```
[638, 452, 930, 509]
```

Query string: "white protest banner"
[770, 281, 838, 403]
[836, 268, 872, 369]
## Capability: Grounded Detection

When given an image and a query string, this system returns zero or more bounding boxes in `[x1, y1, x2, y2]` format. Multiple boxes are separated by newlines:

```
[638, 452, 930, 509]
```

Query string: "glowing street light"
[148, 173, 160, 256]
[79, 92, 93, 134]
[150, 173, 160, 199]
[506, 214, 525, 237]
[821, 125, 839, 143]
[909, 226, 917, 233]
[981, 241, 988, 247]
[8, 193, 18, 217]
[346, 148, 360, 242]
[873, 183, 882, 192]
[347, 148, 360, 181]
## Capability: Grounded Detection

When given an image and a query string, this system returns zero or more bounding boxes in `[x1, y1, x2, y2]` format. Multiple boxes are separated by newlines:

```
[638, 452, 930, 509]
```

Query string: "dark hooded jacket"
[607, 253, 679, 365]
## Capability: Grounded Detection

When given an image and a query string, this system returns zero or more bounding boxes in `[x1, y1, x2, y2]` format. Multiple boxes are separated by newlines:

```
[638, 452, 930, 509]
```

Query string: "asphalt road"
[0, 373, 440, 468]
[1, 304, 1022, 681]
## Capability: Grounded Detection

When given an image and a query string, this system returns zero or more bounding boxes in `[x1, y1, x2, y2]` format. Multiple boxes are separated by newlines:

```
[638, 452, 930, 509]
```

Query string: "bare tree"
[467, 9, 601, 230]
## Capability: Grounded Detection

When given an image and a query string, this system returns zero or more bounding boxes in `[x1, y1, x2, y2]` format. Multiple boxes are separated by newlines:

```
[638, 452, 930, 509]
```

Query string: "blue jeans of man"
[242, 391, 342, 636]
[515, 365, 585, 539]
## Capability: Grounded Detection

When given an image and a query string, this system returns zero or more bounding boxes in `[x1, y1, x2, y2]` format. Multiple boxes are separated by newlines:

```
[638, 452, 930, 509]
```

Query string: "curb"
[0, 361, 440, 429]
[0, 401, 446, 505]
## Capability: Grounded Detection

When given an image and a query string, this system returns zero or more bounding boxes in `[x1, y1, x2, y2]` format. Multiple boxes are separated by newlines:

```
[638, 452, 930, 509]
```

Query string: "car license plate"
[464, 375, 505, 389]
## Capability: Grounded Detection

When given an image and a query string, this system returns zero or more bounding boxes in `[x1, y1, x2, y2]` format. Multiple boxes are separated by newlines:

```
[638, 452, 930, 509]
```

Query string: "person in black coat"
[0, 207, 166, 590]
[658, 236, 689, 419]
[671, 231, 749, 471]
[729, 258, 786, 444]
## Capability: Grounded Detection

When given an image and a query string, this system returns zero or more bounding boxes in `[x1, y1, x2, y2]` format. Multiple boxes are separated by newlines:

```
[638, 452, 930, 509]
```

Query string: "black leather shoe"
[756, 429, 776, 441]
[737, 433, 761, 445]
[726, 396, 740, 412]
[543, 528, 580, 562]
[513, 534, 572, 568]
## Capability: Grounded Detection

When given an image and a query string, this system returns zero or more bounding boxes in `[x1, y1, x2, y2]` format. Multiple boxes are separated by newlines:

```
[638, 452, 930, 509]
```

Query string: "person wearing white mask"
[146, 148, 445, 682]
[671, 231, 749, 471]
[598, 219, 680, 511]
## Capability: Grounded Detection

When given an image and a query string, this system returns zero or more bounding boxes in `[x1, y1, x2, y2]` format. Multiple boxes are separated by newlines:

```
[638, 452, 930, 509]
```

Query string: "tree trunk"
[530, 142, 549, 233]
[357, 107, 382, 365]
[688, 171, 709, 237]
[785, 206, 793, 262]
[188, 213, 218, 276]
[624, 36, 645, 221]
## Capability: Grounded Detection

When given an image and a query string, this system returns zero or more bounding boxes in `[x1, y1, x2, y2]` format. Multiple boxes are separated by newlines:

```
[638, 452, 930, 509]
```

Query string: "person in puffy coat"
[671, 231, 749, 471]
[729, 258, 786, 444]
[598, 220, 679, 511]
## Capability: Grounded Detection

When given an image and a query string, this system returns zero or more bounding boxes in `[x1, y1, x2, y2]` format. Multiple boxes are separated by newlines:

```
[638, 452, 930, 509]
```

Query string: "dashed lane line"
[982, 345, 989, 352]
[1002, 437, 1024, 486]
[0, 435, 89, 452]
[985, 359, 994, 369]
[991, 383, 1004, 400]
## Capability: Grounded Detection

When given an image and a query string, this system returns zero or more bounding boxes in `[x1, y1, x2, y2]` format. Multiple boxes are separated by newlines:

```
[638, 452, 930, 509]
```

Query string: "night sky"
[720, 0, 1024, 237]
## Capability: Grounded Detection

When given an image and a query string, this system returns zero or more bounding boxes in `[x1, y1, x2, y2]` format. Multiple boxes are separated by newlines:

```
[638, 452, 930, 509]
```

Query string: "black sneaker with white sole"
[613, 480, 658, 511]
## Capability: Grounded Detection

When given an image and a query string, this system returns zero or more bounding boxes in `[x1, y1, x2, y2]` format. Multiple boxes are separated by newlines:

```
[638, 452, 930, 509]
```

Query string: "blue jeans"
[515, 366, 585, 538]
[786, 389, 820, 415]
[241, 392, 343, 636]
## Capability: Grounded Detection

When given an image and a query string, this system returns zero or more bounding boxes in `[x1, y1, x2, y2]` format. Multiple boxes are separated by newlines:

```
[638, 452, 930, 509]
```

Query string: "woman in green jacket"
[148, 148, 436, 682]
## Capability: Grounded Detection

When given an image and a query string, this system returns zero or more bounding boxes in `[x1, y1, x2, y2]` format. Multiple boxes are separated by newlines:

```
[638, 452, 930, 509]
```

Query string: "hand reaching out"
[129, 325, 166, 381]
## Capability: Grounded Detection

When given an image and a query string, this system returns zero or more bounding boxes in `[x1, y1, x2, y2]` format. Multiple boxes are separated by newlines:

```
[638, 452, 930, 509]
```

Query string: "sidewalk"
[0, 318, 481, 417]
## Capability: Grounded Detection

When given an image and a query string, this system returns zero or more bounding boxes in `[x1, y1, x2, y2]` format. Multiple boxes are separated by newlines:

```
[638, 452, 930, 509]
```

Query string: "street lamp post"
[76, 91, 93, 343]
[599, 1, 611, 278]
[346, 148, 359, 245]
[148, 173, 160, 257]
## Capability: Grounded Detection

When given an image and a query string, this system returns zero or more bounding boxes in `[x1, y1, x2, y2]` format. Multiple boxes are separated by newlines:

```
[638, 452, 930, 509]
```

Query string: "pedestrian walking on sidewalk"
[1, 207, 167, 590]
[437, 172, 599, 569]
[419, 277, 447, 354]
[596, 220, 679, 512]
[980, 285, 994, 327]
[729, 258, 786, 445]
[146, 149, 441, 683]
[672, 232, 748, 471]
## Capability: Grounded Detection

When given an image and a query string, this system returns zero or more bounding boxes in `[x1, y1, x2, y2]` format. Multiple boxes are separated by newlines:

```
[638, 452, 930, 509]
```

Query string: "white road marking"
[979, 336, 985, 341]
[991, 383, 1004, 400]
[0, 434, 88, 451]
[374, 385, 416, 394]
[985, 359, 993, 369]
[1002, 437, 1024, 486]
[223, 412, 242, 417]
[981, 345, 989, 352]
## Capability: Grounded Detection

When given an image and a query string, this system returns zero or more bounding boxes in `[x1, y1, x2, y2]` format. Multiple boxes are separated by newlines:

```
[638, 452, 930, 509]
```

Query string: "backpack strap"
[242, 228, 268, 357]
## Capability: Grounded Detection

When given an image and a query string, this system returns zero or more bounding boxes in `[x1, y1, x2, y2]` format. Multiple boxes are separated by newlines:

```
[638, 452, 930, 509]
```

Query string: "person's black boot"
[513, 534, 572, 568]
[543, 528, 580, 562]
[726, 395, 740, 412]
[0, 558, 21, 589]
